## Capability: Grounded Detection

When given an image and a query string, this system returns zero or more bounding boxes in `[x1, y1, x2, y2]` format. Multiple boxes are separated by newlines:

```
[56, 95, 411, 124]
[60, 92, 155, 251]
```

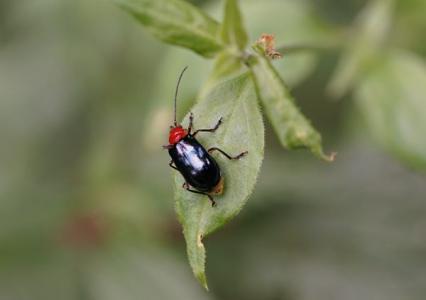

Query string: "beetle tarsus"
[169, 160, 178, 171]
[193, 117, 223, 137]
[208, 147, 248, 160]
[182, 182, 217, 207]
[208, 195, 216, 207]
[188, 112, 194, 134]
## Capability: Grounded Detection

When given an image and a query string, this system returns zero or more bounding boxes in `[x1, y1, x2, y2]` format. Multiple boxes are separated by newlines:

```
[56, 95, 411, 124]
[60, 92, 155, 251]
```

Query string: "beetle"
[163, 67, 248, 207]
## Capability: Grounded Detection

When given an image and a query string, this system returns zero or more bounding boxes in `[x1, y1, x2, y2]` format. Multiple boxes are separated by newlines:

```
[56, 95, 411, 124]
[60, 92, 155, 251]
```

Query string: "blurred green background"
[1, 0, 425, 299]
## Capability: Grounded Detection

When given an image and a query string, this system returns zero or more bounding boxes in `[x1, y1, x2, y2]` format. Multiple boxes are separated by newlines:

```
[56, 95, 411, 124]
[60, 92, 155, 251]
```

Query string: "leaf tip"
[312, 145, 337, 162]
[197, 271, 209, 291]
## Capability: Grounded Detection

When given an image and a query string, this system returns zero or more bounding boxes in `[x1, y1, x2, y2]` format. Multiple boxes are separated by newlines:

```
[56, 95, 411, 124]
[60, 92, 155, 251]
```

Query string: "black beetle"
[163, 67, 247, 206]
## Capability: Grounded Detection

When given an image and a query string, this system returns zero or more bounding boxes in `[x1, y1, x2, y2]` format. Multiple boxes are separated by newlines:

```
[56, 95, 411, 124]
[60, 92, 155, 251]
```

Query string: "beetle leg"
[208, 147, 248, 160]
[182, 182, 216, 207]
[187, 112, 194, 134]
[192, 117, 223, 137]
[162, 144, 173, 150]
[169, 160, 178, 171]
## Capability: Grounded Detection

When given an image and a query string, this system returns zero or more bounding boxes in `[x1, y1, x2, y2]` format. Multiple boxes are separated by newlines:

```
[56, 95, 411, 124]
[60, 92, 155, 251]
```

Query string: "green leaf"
[115, 0, 224, 57]
[248, 45, 334, 161]
[327, 0, 394, 98]
[355, 50, 426, 169]
[198, 51, 245, 99]
[220, 0, 248, 51]
[174, 74, 264, 289]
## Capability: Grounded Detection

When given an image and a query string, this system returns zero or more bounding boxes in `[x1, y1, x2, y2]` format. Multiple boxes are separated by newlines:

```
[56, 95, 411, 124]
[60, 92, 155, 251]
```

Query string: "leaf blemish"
[197, 234, 203, 248]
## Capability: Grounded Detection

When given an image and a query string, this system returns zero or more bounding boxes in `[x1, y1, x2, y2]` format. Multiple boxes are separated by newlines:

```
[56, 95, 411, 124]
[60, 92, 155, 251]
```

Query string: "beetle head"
[169, 126, 188, 144]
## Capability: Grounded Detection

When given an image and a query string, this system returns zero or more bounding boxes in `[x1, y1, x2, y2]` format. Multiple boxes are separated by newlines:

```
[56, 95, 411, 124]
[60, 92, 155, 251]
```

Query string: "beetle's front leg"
[187, 112, 194, 134]
[162, 144, 173, 150]
[193, 117, 223, 137]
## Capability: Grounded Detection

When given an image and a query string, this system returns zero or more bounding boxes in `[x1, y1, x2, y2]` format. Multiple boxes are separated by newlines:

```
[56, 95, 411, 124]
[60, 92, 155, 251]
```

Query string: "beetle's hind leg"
[182, 182, 216, 207]
[192, 117, 223, 137]
[208, 147, 248, 160]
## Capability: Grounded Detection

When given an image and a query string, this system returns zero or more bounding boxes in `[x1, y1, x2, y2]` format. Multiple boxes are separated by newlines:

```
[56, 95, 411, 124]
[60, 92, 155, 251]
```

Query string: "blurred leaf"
[355, 50, 426, 169]
[174, 74, 264, 289]
[248, 46, 334, 161]
[115, 0, 224, 57]
[220, 0, 248, 51]
[327, 0, 394, 98]
[394, 0, 426, 55]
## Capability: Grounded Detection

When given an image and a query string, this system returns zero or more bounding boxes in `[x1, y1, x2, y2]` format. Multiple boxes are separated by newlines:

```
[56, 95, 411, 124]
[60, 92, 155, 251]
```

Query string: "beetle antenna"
[173, 66, 188, 126]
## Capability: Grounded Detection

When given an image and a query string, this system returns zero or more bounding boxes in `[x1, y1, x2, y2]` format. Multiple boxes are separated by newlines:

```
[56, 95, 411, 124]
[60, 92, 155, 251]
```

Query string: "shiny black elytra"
[163, 67, 247, 207]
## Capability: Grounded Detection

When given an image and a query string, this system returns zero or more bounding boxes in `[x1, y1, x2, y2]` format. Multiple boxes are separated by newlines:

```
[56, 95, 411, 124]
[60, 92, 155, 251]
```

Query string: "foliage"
[355, 50, 426, 169]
